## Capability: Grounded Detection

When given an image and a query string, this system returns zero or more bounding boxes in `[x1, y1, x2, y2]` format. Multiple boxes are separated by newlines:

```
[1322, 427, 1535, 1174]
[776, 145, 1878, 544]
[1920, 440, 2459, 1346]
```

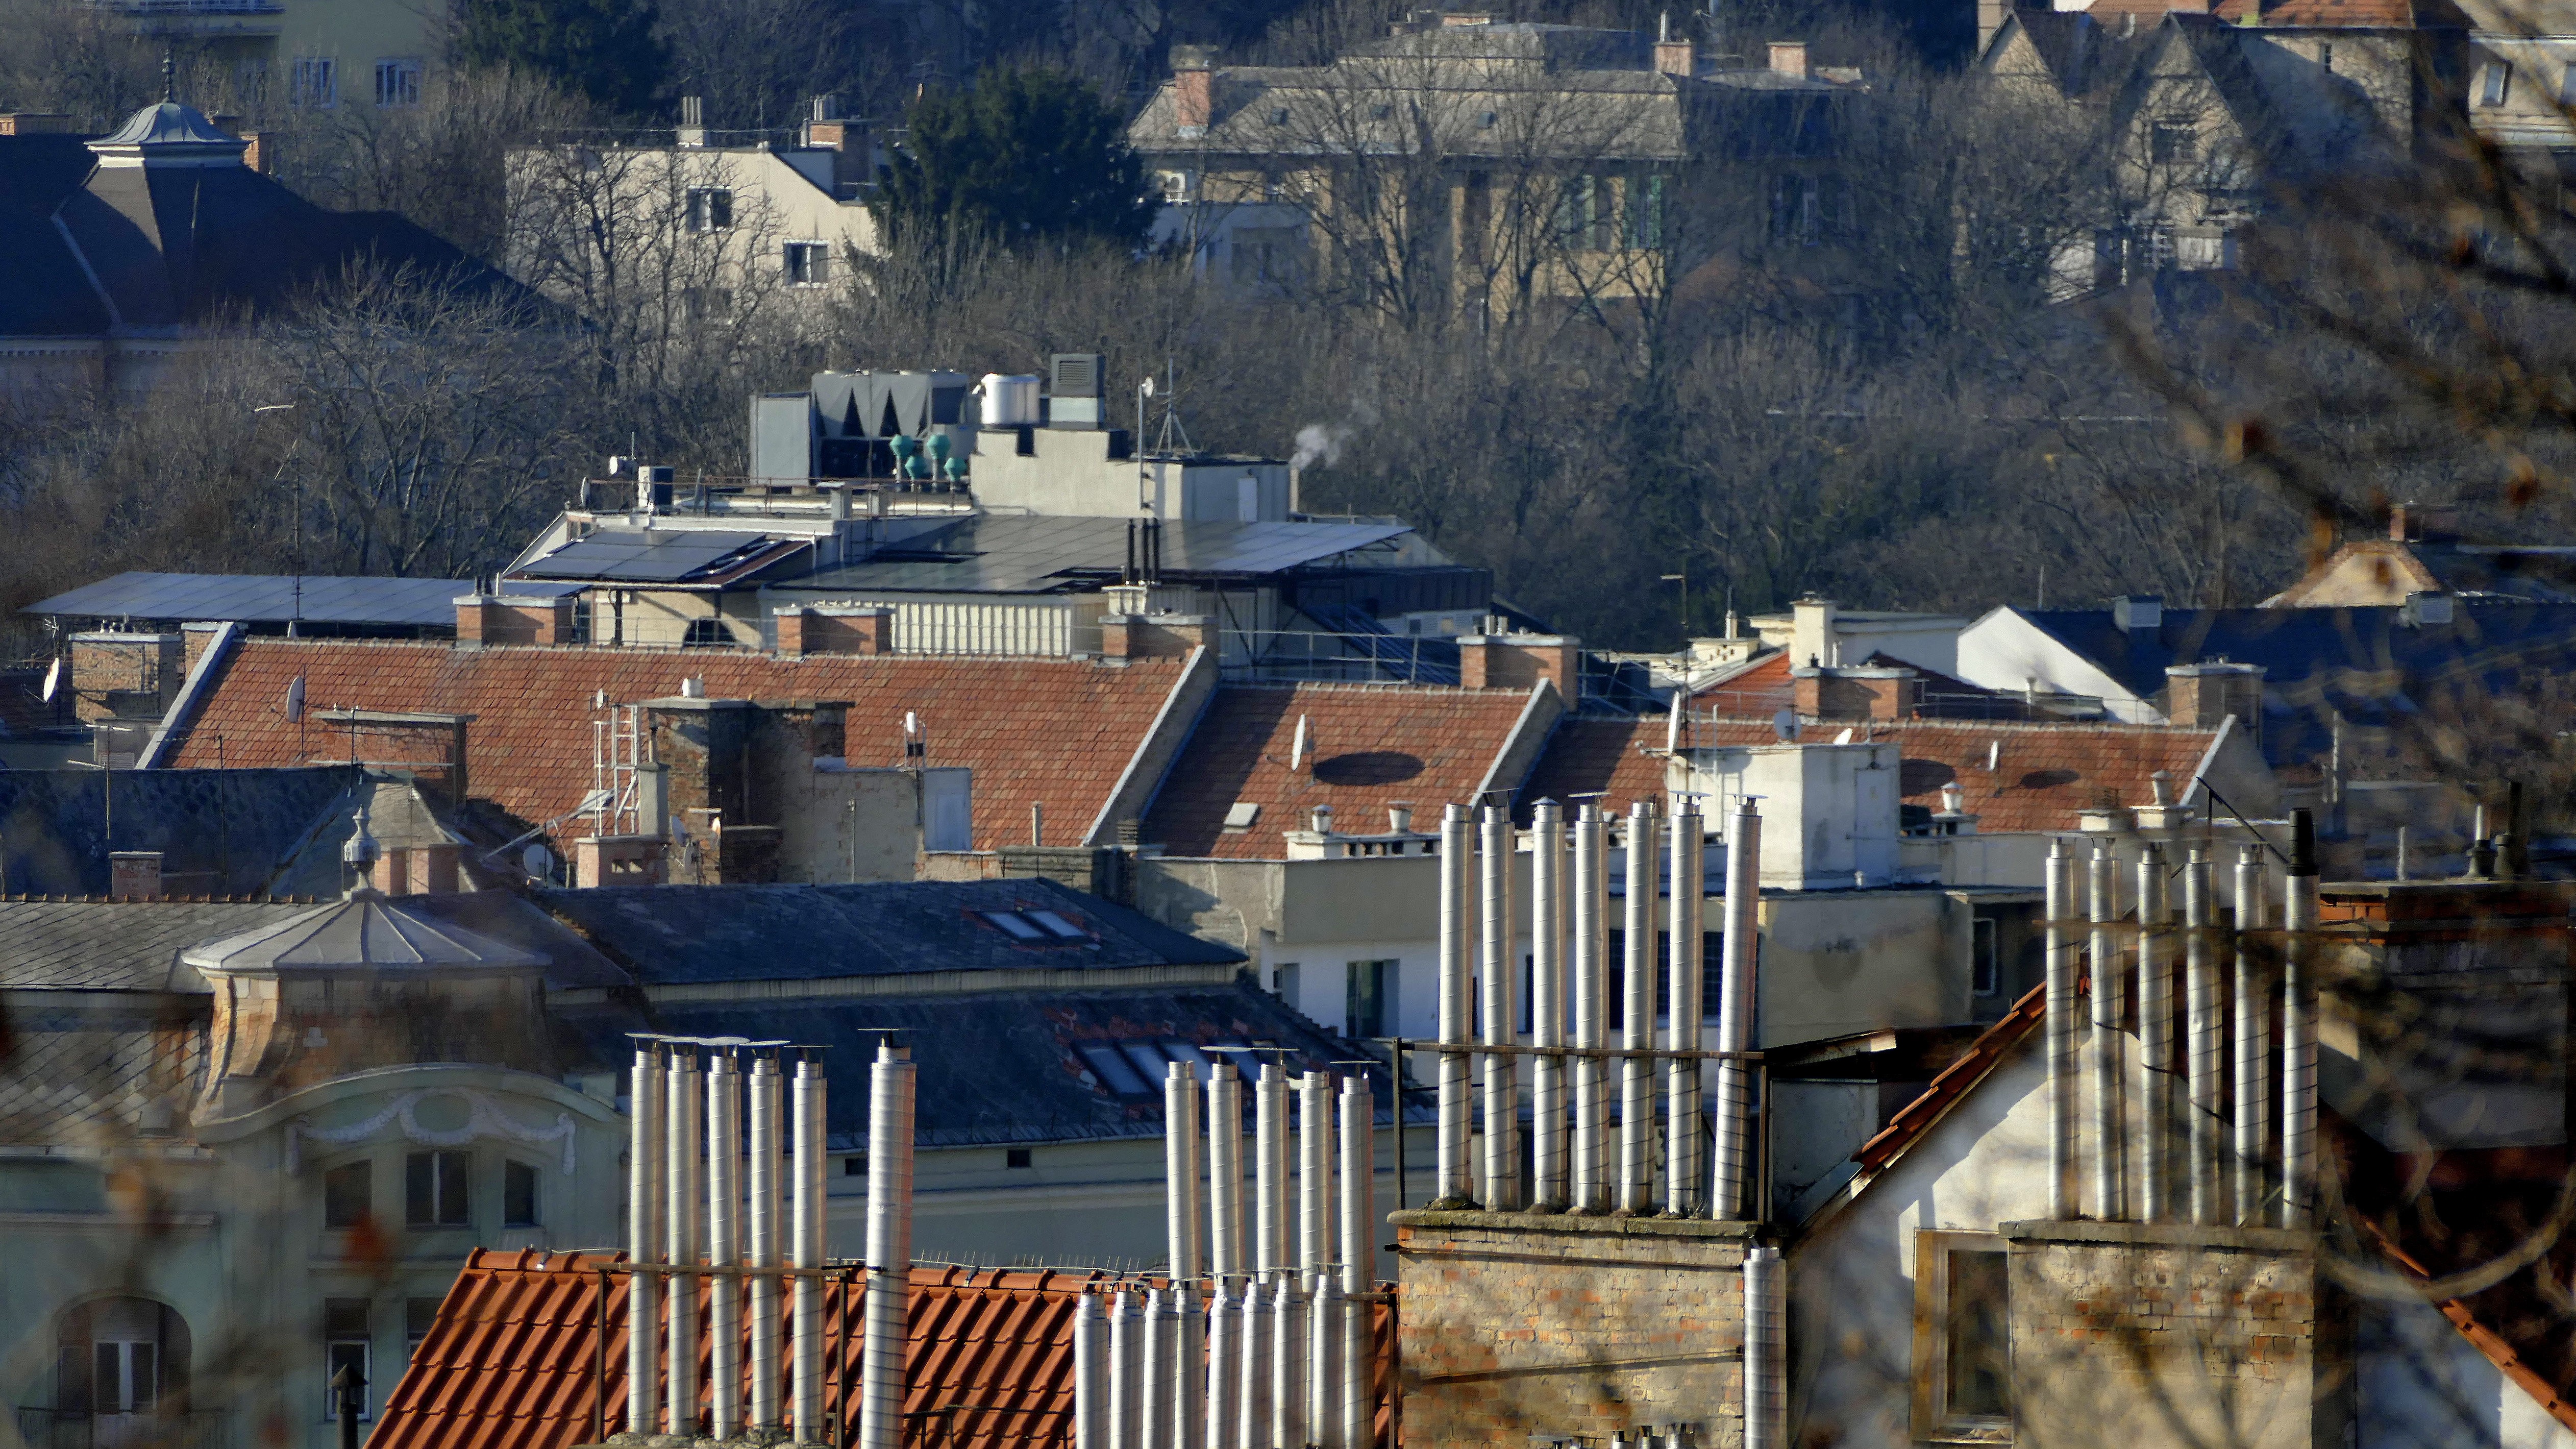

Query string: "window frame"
[322, 1158, 372, 1230]
[1971, 917, 2001, 997]
[290, 57, 337, 109]
[404, 1149, 470, 1229]
[783, 240, 831, 286]
[322, 1298, 372, 1422]
[502, 1159, 541, 1229]
[686, 186, 735, 233]
[1910, 1230, 2014, 1443]
[372, 58, 421, 108]
[1346, 958, 1395, 1039]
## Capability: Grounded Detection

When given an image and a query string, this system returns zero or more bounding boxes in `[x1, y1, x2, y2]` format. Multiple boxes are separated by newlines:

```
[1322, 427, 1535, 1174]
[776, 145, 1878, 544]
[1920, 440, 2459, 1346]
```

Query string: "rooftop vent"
[2111, 595, 2163, 634]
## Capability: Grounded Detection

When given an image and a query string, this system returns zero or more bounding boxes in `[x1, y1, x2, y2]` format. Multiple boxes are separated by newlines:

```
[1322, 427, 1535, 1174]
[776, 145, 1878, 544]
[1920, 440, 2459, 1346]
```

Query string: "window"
[92, 1339, 157, 1416]
[784, 241, 830, 286]
[323, 1160, 371, 1229]
[290, 57, 336, 108]
[1912, 1233, 2011, 1438]
[1006, 1148, 1034, 1169]
[1554, 174, 1601, 249]
[373, 58, 421, 107]
[686, 186, 734, 232]
[1478, 109, 1498, 128]
[1158, 169, 1192, 202]
[2479, 61, 2510, 106]
[323, 1298, 371, 1421]
[404, 1150, 469, 1227]
[681, 617, 731, 647]
[1370, 103, 1392, 120]
[502, 1160, 539, 1227]
[1025, 908, 1089, 940]
[1770, 174, 1823, 244]
[404, 1298, 440, 1358]
[1972, 918, 2001, 996]
[1077, 1042, 1155, 1097]
[844, 1155, 866, 1176]
[2149, 122, 2197, 164]
[2319, 41, 2334, 72]
[983, 910, 1046, 940]
[1273, 961, 1300, 1004]
[1622, 174, 1666, 250]
[1269, 107, 1289, 125]
[1346, 959, 1395, 1038]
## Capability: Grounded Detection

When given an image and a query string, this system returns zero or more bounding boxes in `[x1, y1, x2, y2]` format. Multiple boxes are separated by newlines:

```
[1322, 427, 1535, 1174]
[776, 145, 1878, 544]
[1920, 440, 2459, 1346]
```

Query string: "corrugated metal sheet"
[377, 1250, 1398, 1449]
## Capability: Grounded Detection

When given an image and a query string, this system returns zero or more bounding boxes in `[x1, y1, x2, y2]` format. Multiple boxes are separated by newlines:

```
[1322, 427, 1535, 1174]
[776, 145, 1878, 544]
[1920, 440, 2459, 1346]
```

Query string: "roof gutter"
[137, 621, 240, 769]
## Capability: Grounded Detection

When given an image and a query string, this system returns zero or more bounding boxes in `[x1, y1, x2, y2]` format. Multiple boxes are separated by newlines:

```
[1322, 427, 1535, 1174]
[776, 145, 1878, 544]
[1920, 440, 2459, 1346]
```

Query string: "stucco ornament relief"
[285, 1089, 577, 1174]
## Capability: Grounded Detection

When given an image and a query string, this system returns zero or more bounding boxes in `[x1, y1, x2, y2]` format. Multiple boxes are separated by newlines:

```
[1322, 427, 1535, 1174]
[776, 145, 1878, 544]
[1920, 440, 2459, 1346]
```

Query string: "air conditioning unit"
[636, 464, 676, 484]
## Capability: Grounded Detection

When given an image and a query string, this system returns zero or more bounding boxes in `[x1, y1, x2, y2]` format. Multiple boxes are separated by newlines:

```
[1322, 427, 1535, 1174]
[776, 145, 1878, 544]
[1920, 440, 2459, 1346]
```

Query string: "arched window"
[56, 1297, 190, 1445]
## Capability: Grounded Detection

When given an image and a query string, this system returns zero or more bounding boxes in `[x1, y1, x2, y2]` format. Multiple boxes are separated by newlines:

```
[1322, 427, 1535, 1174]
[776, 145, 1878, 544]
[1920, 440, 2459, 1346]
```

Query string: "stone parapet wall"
[1392, 1209, 1752, 1448]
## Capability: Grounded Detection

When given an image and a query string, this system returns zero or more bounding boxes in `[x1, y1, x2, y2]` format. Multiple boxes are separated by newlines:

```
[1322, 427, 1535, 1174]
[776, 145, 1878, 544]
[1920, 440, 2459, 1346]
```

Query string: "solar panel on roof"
[519, 530, 779, 583]
[23, 571, 475, 627]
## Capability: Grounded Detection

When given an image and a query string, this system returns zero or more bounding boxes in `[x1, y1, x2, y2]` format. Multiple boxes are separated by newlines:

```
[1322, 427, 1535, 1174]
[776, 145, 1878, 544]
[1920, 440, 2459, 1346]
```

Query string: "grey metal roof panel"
[0, 1009, 206, 1146]
[0, 767, 368, 897]
[27, 572, 475, 626]
[180, 893, 550, 973]
[549, 979, 1416, 1148]
[529, 877, 1242, 985]
[782, 516, 1414, 596]
[516, 530, 783, 583]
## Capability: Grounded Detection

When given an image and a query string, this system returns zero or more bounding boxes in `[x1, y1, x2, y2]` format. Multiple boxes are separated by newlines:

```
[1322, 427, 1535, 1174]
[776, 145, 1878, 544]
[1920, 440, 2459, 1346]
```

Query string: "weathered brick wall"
[69, 633, 182, 723]
[2002, 1221, 2346, 1449]
[1393, 1209, 1750, 1449]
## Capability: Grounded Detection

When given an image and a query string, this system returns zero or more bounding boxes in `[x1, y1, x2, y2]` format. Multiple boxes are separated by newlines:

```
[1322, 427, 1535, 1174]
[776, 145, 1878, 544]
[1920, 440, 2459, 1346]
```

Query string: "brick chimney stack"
[1172, 45, 1218, 136]
[1654, 12, 1695, 75]
[111, 851, 164, 900]
[1769, 41, 1809, 79]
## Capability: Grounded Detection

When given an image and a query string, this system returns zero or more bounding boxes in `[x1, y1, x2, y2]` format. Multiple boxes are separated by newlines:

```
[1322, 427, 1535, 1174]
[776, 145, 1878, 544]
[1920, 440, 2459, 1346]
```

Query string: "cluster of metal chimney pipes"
[1426, 797, 1769, 1221]
[624, 1037, 919, 1448]
[2042, 808, 2323, 1228]
[1074, 1060, 1378, 1449]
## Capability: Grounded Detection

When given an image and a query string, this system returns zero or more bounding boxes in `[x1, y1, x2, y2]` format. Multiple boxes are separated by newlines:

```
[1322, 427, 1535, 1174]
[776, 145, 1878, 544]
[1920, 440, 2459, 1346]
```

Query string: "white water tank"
[980, 374, 1041, 427]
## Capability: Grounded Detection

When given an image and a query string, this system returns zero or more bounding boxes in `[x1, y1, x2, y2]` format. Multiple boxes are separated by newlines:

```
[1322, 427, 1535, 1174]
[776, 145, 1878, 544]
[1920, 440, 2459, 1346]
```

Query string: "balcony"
[16, 1408, 230, 1449]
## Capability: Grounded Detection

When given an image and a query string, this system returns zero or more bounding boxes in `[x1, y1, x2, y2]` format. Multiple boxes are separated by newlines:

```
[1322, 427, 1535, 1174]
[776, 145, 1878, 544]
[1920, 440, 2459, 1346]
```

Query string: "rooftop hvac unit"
[1050, 353, 1104, 399]
[636, 464, 676, 484]
[981, 374, 1041, 427]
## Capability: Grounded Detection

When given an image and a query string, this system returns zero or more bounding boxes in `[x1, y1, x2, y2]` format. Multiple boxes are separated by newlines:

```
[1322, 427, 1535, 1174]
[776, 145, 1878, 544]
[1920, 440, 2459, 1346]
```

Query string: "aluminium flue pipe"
[707, 1052, 743, 1441]
[2087, 839, 2125, 1221]
[1309, 1273, 1345, 1449]
[1434, 803, 1475, 1208]
[666, 1051, 702, 1437]
[2282, 809, 2320, 1230]
[2233, 842, 2272, 1227]
[1530, 799, 1569, 1211]
[858, 1042, 916, 1449]
[2043, 840, 2078, 1220]
[1075, 1293, 1108, 1449]
[1477, 805, 1519, 1211]
[1666, 805, 1706, 1216]
[1619, 801, 1659, 1213]
[2136, 842, 2173, 1222]
[1111, 1289, 1143, 1449]
[748, 1055, 783, 1432]
[790, 1058, 828, 1443]
[1298, 1071, 1335, 1279]
[1208, 1064, 1247, 1285]
[1338, 1074, 1373, 1449]
[626, 1047, 664, 1437]
[2185, 846, 2223, 1226]
[1571, 803, 1609, 1213]
[1712, 799, 1761, 1221]
[1255, 1064, 1290, 1278]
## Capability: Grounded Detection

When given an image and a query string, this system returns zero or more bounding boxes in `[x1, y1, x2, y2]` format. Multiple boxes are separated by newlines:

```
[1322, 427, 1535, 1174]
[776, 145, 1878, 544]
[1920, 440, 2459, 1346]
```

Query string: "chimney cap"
[1171, 43, 1219, 70]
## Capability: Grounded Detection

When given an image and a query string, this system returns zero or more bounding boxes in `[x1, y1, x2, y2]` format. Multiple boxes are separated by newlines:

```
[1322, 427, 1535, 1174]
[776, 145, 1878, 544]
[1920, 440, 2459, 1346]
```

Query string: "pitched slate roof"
[0, 1001, 205, 1145]
[166, 638, 1193, 849]
[0, 114, 530, 340]
[529, 877, 1239, 985]
[0, 765, 366, 897]
[376, 1251, 1400, 1449]
[551, 980, 1407, 1149]
[0, 897, 322, 991]
[1138, 682, 1537, 857]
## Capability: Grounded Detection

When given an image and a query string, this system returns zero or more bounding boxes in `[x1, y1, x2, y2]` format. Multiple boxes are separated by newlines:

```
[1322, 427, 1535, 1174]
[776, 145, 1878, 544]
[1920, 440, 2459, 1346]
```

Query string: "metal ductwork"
[2233, 842, 2271, 1226]
[1237, 1271, 1271, 1449]
[748, 1054, 784, 1432]
[1337, 1074, 1373, 1449]
[791, 1058, 828, 1442]
[1530, 799, 1569, 1211]
[1203, 1286, 1239, 1449]
[1434, 803, 1474, 1209]
[1255, 1064, 1289, 1277]
[1571, 803, 1608, 1214]
[2184, 846, 2222, 1225]
[2136, 842, 2172, 1222]
[1075, 1293, 1109, 1449]
[1620, 801, 1659, 1213]
[1309, 1273, 1346, 1449]
[1742, 1247, 1787, 1449]
[2282, 808, 2319, 1229]
[627, 1047, 665, 1436]
[1477, 804, 1518, 1211]
[1147, 1289, 1179, 1449]
[1111, 1289, 1143, 1449]
[1665, 806, 1706, 1217]
[666, 1051, 703, 1436]
[2043, 840, 2078, 1220]
[1208, 1065, 1246, 1282]
[707, 1051, 744, 1440]
[1271, 1277, 1307, 1449]
[2087, 838, 2124, 1220]
[1712, 800, 1761, 1221]
[858, 1042, 917, 1449]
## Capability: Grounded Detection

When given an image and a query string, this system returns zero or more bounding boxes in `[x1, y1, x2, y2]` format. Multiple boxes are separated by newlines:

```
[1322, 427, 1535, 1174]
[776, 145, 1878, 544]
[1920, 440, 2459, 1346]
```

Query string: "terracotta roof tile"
[168, 641, 1189, 852]
[1524, 716, 2223, 835]
[1141, 682, 1534, 858]
[376, 1249, 1399, 1449]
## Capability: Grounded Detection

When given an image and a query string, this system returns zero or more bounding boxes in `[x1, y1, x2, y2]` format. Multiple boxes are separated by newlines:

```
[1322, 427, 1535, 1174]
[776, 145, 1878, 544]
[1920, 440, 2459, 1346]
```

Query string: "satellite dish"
[595, 687, 608, 710]
[523, 843, 554, 879]
[1771, 708, 1797, 742]
[1833, 727, 1855, 745]
[286, 675, 306, 724]
[1142, 376, 1157, 398]
[1289, 714, 1309, 773]
[1665, 692, 1682, 753]
[40, 656, 59, 703]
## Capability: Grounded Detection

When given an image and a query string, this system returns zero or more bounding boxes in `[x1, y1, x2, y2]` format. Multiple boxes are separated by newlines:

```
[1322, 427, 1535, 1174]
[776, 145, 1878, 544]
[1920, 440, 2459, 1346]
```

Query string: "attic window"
[1074, 1039, 1238, 1097]
[1479, 110, 1498, 128]
[1026, 908, 1089, 940]
[1223, 802, 1261, 832]
[2479, 62, 2509, 106]
[1270, 107, 1290, 125]
[983, 911, 1046, 940]
[1371, 103, 1393, 119]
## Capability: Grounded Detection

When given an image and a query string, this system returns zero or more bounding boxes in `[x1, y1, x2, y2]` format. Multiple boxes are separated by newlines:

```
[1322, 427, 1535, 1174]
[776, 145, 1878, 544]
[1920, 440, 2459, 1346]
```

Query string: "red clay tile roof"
[1531, 716, 2223, 836]
[1691, 651, 1792, 716]
[1852, 980, 2049, 1180]
[377, 1249, 1398, 1449]
[166, 640, 1190, 851]
[1141, 682, 1535, 858]
[1520, 717, 1671, 818]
